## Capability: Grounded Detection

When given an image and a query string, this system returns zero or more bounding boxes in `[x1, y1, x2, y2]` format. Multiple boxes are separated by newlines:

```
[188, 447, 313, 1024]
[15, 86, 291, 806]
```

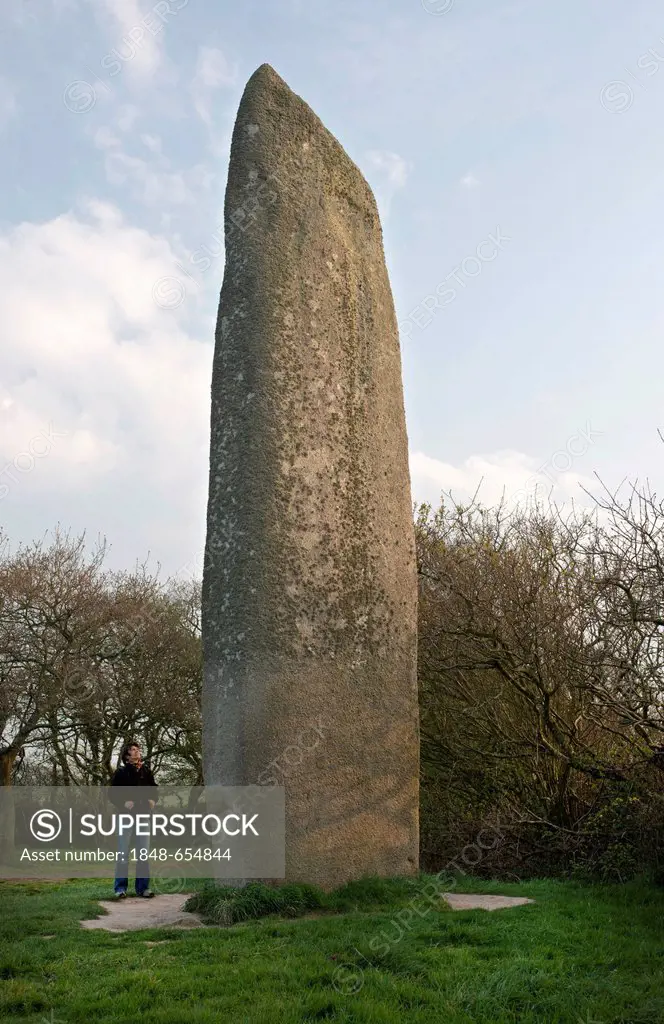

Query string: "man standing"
[110, 740, 158, 899]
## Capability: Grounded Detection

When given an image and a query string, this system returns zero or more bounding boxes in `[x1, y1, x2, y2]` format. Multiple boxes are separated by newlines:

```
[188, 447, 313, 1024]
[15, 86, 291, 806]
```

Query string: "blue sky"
[1, 0, 664, 580]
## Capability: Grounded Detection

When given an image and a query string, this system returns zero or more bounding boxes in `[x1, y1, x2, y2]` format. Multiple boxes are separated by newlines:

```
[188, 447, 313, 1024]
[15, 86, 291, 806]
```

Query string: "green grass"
[0, 873, 662, 1023]
[183, 875, 433, 925]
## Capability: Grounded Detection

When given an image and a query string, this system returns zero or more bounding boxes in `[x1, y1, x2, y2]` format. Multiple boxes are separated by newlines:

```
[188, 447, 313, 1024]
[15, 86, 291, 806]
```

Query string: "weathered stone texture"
[202, 64, 419, 889]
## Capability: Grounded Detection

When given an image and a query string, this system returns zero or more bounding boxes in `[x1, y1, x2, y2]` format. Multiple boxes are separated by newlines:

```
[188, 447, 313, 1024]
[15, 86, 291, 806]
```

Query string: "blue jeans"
[114, 826, 150, 894]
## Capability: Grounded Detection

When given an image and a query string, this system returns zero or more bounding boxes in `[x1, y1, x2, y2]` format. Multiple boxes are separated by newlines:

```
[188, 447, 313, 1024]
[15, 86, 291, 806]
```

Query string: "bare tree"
[417, 489, 664, 874]
[1, 529, 202, 787]
[0, 528, 113, 784]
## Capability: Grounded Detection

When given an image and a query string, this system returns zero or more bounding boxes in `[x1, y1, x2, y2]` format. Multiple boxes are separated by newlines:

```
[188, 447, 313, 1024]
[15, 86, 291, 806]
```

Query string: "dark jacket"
[110, 761, 158, 811]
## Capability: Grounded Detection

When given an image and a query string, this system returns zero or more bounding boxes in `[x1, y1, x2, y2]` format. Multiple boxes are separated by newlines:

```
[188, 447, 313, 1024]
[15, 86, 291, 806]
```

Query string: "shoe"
[137, 891, 154, 898]
[114, 891, 127, 900]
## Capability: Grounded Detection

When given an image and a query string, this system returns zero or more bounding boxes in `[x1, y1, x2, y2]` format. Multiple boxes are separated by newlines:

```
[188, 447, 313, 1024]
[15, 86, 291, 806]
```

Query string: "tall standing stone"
[202, 64, 419, 890]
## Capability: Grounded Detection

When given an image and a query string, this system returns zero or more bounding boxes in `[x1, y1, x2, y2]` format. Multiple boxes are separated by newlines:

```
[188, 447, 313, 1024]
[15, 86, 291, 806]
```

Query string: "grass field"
[0, 873, 662, 1023]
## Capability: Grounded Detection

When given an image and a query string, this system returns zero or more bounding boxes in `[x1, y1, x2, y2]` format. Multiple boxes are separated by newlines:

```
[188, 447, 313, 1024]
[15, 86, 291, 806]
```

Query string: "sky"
[1, 0, 664, 581]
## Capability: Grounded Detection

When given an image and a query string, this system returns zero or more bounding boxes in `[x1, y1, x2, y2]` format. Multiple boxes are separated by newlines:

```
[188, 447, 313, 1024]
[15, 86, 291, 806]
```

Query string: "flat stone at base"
[442, 893, 535, 911]
[80, 893, 206, 932]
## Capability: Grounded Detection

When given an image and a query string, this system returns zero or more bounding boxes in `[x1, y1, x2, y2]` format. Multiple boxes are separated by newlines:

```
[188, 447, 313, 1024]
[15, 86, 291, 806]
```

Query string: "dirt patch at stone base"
[80, 893, 208, 932]
[442, 893, 535, 911]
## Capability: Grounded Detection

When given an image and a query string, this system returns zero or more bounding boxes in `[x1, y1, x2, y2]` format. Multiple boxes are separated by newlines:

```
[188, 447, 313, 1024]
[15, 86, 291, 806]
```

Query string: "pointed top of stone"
[246, 62, 283, 87]
[228, 63, 378, 223]
[236, 62, 294, 123]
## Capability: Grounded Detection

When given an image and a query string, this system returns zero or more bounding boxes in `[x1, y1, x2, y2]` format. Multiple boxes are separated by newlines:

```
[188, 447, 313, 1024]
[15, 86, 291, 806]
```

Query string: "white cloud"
[0, 202, 211, 508]
[409, 449, 597, 511]
[116, 104, 141, 132]
[194, 46, 237, 90]
[94, 0, 165, 78]
[364, 150, 411, 222]
[93, 127, 202, 206]
[90, 106, 219, 209]
[141, 133, 162, 154]
[191, 46, 237, 126]
[94, 125, 119, 149]
[460, 172, 479, 188]
[367, 150, 409, 189]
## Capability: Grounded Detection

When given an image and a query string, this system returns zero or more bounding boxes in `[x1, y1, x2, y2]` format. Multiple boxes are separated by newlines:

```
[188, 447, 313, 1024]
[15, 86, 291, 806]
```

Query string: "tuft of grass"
[327, 875, 427, 912]
[185, 881, 326, 925]
[184, 874, 436, 925]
